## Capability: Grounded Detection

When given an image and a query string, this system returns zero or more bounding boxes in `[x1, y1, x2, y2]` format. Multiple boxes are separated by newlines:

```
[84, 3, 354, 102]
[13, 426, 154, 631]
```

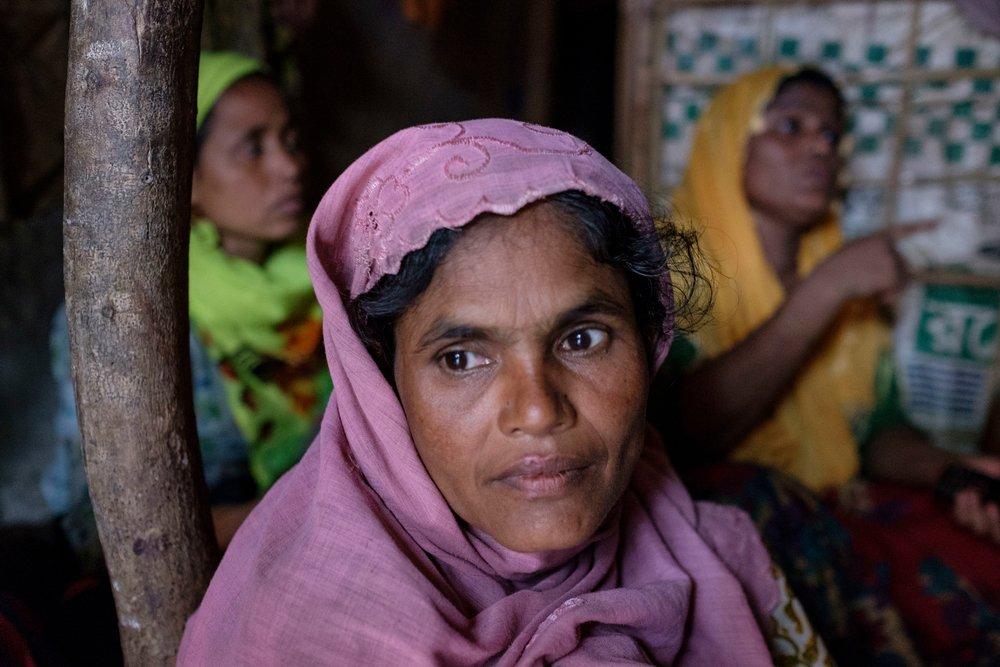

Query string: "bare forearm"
[677, 274, 844, 458]
[865, 426, 957, 486]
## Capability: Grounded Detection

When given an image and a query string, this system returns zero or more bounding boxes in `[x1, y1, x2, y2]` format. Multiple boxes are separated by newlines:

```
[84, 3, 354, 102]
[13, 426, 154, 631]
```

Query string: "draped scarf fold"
[188, 220, 331, 490]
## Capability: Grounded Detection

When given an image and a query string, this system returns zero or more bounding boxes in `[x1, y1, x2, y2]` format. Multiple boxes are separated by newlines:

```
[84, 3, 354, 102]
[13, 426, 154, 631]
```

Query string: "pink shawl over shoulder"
[178, 119, 779, 665]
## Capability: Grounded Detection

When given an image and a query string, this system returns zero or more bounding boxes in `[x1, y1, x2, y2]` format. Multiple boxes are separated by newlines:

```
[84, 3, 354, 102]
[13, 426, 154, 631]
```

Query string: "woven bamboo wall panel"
[622, 0, 1000, 276]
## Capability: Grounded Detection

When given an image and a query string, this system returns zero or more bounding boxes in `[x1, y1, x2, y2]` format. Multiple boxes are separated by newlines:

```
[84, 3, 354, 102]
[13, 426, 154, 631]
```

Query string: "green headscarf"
[189, 52, 331, 491]
[197, 51, 264, 129]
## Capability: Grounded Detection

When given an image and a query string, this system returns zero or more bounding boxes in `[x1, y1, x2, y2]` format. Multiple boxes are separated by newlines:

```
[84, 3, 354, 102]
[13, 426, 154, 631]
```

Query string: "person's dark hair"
[773, 66, 845, 121]
[349, 190, 707, 376]
[194, 72, 274, 160]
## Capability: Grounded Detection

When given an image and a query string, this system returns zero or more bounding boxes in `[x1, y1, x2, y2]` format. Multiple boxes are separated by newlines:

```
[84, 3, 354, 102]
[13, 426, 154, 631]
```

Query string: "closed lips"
[492, 455, 593, 498]
[271, 192, 303, 214]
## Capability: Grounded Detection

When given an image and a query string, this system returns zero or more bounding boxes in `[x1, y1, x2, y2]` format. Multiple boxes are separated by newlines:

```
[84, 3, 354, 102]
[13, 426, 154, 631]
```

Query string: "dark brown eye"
[774, 116, 801, 135]
[283, 128, 301, 154]
[445, 351, 467, 371]
[440, 349, 491, 373]
[821, 129, 841, 148]
[559, 328, 608, 352]
[243, 138, 264, 158]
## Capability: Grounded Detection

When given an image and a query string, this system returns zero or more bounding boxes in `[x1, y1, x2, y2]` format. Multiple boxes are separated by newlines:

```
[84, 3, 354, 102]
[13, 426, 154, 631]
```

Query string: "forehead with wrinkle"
[400, 204, 631, 343]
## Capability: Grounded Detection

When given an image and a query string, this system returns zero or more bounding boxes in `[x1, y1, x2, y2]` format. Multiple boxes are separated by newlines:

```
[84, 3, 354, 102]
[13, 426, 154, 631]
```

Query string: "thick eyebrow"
[765, 104, 842, 128]
[415, 288, 630, 352]
[416, 323, 497, 351]
[551, 290, 631, 332]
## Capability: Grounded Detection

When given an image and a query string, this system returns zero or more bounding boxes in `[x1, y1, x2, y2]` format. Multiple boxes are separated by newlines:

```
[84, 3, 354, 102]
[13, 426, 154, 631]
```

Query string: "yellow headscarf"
[673, 66, 889, 491]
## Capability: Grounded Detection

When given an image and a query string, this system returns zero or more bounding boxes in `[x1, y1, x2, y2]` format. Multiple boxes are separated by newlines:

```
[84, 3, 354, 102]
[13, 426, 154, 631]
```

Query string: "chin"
[798, 195, 835, 220]
[501, 532, 590, 554]
[266, 217, 304, 241]
[491, 508, 600, 554]
[788, 205, 832, 230]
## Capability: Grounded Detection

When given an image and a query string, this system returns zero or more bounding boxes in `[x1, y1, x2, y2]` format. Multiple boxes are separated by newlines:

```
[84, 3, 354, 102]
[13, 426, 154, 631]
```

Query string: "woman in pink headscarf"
[178, 119, 823, 665]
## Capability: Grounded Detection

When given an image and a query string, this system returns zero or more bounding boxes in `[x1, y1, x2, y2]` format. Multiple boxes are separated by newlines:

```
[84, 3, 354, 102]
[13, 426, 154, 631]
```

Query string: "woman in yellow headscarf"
[672, 66, 903, 489]
[660, 66, 1000, 665]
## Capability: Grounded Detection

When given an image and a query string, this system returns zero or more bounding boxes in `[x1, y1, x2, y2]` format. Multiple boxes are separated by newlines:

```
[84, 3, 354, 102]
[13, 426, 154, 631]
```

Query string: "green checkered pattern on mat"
[659, 14, 1000, 190]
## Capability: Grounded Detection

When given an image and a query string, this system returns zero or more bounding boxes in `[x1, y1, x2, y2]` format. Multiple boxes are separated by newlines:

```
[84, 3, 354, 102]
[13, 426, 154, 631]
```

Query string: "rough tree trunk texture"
[63, 1, 216, 664]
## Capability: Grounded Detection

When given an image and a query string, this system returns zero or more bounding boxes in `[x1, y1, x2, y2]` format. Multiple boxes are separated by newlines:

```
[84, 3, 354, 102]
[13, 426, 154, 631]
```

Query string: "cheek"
[581, 341, 649, 469]
[219, 172, 265, 211]
[198, 169, 283, 236]
[199, 159, 263, 204]
[396, 367, 491, 500]
[743, 140, 789, 203]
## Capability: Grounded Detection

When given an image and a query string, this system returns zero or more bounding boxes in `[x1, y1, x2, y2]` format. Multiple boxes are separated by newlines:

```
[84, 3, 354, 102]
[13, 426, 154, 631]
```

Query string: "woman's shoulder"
[180, 450, 456, 663]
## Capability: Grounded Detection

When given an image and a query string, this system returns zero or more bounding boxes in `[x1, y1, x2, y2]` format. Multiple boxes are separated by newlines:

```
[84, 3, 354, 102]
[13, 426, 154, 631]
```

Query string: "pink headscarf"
[179, 119, 778, 665]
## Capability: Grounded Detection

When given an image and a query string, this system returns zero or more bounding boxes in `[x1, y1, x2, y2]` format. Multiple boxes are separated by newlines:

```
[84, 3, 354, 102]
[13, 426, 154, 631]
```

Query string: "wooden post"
[615, 0, 656, 190]
[524, 0, 556, 126]
[63, 1, 216, 664]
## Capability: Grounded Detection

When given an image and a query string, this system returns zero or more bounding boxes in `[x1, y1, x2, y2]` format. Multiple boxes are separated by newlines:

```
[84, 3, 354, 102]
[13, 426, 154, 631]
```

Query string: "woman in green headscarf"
[44, 51, 331, 555]
[189, 51, 331, 493]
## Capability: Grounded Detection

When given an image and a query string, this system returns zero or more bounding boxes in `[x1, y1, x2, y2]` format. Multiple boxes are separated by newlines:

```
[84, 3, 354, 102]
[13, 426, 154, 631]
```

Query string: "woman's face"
[742, 82, 844, 230]
[393, 203, 651, 553]
[191, 77, 304, 256]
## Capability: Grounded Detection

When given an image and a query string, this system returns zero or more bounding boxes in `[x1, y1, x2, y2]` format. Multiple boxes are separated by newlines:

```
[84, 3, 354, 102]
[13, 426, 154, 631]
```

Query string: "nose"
[270, 138, 302, 182]
[497, 359, 575, 438]
[808, 128, 837, 158]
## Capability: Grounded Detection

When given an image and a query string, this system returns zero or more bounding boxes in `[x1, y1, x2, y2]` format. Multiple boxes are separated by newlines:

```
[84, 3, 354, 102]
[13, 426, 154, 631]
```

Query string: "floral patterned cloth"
[685, 463, 1000, 666]
[767, 566, 835, 667]
[684, 463, 923, 666]
[834, 480, 1000, 666]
